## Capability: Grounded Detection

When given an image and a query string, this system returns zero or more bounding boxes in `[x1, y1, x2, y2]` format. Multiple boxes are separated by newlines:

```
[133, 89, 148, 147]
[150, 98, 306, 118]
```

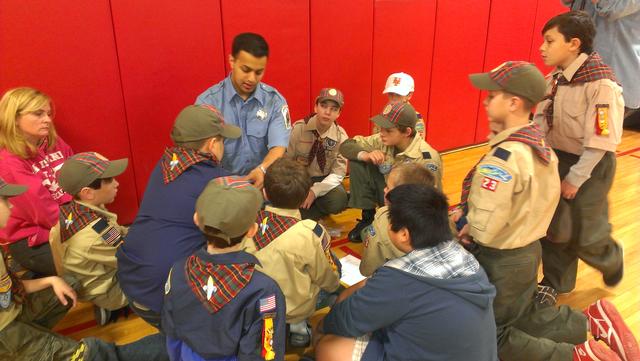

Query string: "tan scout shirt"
[240, 206, 340, 323]
[468, 125, 560, 250]
[341, 133, 443, 190]
[533, 53, 624, 156]
[0, 254, 21, 331]
[286, 116, 348, 197]
[52, 202, 128, 310]
[359, 206, 405, 277]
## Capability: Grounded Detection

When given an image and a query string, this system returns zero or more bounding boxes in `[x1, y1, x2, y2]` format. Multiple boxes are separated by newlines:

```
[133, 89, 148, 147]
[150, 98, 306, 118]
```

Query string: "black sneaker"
[348, 209, 375, 243]
[603, 261, 624, 287]
[94, 306, 112, 326]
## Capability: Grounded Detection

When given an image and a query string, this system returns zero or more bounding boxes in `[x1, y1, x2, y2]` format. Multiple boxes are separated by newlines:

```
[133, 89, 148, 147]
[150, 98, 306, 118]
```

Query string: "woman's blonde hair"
[0, 87, 58, 159]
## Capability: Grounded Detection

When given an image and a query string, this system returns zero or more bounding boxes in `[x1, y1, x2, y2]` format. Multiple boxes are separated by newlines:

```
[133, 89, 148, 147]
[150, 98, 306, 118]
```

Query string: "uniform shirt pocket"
[469, 202, 497, 233]
[246, 120, 268, 148]
[560, 94, 587, 139]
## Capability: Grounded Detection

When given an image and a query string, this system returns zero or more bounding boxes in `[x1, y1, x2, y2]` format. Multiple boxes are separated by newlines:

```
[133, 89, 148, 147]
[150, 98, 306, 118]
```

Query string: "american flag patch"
[101, 227, 122, 247]
[259, 294, 276, 313]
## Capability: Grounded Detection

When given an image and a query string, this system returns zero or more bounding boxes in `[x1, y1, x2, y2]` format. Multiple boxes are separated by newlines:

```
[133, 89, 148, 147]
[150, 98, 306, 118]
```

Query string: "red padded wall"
[371, 0, 437, 136]
[220, 0, 311, 123]
[0, 1, 138, 223]
[427, 0, 491, 150]
[310, 0, 374, 138]
[110, 0, 226, 199]
[529, 0, 569, 74]
[474, 0, 539, 142]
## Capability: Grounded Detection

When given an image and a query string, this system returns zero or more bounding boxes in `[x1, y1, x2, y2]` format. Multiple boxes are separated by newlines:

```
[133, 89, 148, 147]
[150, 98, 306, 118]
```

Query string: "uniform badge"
[383, 104, 393, 115]
[202, 275, 217, 300]
[378, 163, 392, 175]
[281, 105, 291, 130]
[259, 294, 276, 313]
[478, 164, 512, 183]
[480, 177, 498, 192]
[595, 104, 610, 136]
[426, 163, 438, 172]
[0, 272, 13, 309]
[170, 153, 179, 170]
[256, 108, 268, 121]
[64, 213, 74, 229]
[260, 217, 269, 235]
[328, 88, 337, 96]
[323, 138, 337, 149]
[261, 313, 276, 360]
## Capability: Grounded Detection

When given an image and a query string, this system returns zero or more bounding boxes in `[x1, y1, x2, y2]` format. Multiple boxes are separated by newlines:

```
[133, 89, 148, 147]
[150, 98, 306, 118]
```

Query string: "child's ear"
[193, 212, 200, 227]
[569, 37, 582, 53]
[245, 222, 259, 238]
[78, 187, 94, 201]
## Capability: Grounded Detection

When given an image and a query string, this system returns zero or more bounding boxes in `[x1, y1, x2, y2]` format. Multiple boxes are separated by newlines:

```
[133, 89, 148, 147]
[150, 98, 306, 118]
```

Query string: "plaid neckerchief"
[185, 254, 255, 314]
[59, 201, 101, 242]
[253, 210, 299, 250]
[161, 146, 218, 184]
[304, 113, 327, 172]
[544, 52, 617, 129]
[459, 124, 550, 213]
[385, 240, 480, 279]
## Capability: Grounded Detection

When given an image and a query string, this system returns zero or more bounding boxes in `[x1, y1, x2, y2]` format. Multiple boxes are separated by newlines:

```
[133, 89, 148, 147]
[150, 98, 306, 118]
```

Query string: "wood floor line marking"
[616, 146, 640, 157]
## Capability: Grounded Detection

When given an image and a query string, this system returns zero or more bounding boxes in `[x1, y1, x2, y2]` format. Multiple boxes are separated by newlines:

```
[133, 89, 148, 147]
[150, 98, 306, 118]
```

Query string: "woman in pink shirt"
[0, 87, 73, 276]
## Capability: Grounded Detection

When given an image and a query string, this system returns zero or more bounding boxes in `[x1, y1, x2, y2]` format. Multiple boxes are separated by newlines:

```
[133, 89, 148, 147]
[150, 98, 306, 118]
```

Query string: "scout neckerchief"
[543, 52, 618, 129]
[459, 123, 551, 213]
[184, 254, 255, 313]
[1, 253, 27, 308]
[304, 113, 327, 172]
[161, 146, 218, 184]
[253, 209, 299, 250]
[59, 201, 123, 246]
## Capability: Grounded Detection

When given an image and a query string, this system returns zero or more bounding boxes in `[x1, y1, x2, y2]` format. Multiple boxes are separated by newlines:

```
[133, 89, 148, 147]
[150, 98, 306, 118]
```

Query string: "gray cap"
[58, 152, 128, 195]
[171, 105, 242, 143]
[469, 61, 546, 104]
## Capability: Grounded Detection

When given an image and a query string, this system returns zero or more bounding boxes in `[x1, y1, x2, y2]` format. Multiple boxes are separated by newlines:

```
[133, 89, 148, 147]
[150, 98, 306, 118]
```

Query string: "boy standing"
[460, 60, 638, 361]
[287, 88, 349, 220]
[53, 152, 129, 325]
[373, 72, 427, 139]
[162, 177, 286, 361]
[241, 158, 340, 347]
[534, 11, 625, 295]
[315, 185, 498, 361]
[340, 102, 442, 242]
[117, 104, 240, 328]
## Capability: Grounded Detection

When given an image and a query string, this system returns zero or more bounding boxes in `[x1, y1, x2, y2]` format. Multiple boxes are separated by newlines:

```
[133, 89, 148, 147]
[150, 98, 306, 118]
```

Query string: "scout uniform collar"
[303, 115, 339, 141]
[554, 52, 617, 84]
[254, 207, 301, 250]
[264, 205, 301, 220]
[59, 200, 121, 245]
[224, 74, 266, 106]
[490, 123, 551, 164]
[395, 134, 423, 159]
[161, 146, 218, 184]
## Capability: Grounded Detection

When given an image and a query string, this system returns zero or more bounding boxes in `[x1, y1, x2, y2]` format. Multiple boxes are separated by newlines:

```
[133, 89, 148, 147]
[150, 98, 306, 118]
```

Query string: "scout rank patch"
[253, 210, 299, 250]
[59, 201, 122, 247]
[281, 105, 291, 130]
[477, 164, 512, 192]
[160, 146, 218, 184]
[595, 104, 610, 135]
[185, 254, 255, 313]
[314, 222, 338, 272]
[260, 294, 277, 361]
[0, 272, 12, 309]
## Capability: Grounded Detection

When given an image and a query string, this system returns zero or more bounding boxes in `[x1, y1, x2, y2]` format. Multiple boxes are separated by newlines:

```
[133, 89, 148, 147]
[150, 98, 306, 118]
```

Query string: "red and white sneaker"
[574, 340, 621, 361]
[584, 299, 640, 361]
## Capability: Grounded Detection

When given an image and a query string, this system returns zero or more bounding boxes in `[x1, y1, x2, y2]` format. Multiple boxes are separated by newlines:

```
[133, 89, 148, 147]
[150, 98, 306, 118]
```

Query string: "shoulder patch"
[281, 105, 291, 130]
[426, 163, 438, 172]
[416, 113, 423, 119]
[478, 164, 513, 183]
[492, 147, 511, 161]
[422, 151, 432, 159]
[92, 218, 109, 234]
[313, 223, 323, 238]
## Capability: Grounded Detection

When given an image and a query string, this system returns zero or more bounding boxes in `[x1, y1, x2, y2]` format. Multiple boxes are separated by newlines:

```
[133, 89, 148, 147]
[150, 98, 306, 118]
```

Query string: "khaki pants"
[346, 161, 386, 210]
[542, 150, 623, 293]
[475, 241, 587, 361]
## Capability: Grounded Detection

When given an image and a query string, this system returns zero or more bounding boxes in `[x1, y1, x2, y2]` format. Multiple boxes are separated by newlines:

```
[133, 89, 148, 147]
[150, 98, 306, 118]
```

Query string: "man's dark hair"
[542, 11, 595, 54]
[203, 226, 246, 248]
[387, 184, 452, 249]
[264, 158, 311, 209]
[232, 33, 269, 58]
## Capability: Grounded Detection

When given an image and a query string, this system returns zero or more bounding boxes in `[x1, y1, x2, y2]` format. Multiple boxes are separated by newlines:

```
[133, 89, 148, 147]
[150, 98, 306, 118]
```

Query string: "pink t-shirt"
[0, 138, 73, 247]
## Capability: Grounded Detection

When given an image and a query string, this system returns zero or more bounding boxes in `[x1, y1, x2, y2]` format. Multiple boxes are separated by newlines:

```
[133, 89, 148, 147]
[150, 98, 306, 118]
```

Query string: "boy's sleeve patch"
[101, 227, 123, 247]
[313, 223, 323, 238]
[426, 163, 438, 172]
[595, 104, 610, 136]
[92, 218, 109, 233]
[478, 164, 512, 183]
[492, 147, 511, 161]
[259, 294, 277, 313]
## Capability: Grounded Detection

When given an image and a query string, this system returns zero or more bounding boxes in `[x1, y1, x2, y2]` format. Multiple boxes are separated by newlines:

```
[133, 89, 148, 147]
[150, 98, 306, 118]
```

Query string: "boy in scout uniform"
[458, 60, 638, 361]
[52, 152, 129, 326]
[241, 158, 340, 348]
[340, 102, 442, 242]
[359, 163, 435, 276]
[533, 11, 625, 295]
[373, 72, 428, 139]
[287, 87, 349, 220]
[0, 177, 169, 361]
[162, 177, 286, 361]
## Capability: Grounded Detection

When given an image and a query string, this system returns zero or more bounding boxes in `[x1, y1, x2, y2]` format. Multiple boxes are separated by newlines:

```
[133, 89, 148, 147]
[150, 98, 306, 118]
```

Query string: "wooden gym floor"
[53, 129, 640, 359]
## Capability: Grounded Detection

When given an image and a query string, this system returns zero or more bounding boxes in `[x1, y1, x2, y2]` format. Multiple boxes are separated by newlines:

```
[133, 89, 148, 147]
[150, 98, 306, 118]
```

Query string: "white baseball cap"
[383, 72, 415, 96]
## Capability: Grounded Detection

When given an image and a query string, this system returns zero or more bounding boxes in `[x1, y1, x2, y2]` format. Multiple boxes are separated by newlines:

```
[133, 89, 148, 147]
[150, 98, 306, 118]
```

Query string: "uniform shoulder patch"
[422, 151, 432, 159]
[92, 218, 109, 233]
[478, 164, 513, 183]
[312, 223, 324, 238]
[281, 105, 291, 130]
[492, 147, 511, 161]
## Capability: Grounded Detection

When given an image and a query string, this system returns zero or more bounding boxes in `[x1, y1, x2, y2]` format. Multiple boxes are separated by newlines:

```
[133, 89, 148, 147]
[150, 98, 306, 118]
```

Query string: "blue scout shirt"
[163, 249, 286, 361]
[116, 159, 228, 313]
[196, 76, 291, 176]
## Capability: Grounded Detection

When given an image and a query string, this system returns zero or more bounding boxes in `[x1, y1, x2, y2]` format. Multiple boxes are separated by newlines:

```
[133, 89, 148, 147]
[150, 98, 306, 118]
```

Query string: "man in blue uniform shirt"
[196, 32, 290, 188]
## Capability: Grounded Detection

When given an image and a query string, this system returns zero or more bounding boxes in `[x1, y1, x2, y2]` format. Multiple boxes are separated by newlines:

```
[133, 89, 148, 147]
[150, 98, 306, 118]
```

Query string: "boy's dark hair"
[73, 177, 113, 200]
[502, 91, 534, 112]
[232, 33, 269, 58]
[387, 184, 452, 249]
[542, 11, 595, 54]
[203, 225, 246, 248]
[391, 163, 435, 187]
[264, 158, 311, 209]
[397, 125, 416, 137]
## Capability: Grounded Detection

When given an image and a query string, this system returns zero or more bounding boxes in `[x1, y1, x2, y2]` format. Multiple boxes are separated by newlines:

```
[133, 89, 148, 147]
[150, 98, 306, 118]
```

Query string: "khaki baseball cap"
[469, 61, 546, 104]
[195, 176, 263, 244]
[171, 105, 242, 143]
[371, 102, 417, 129]
[316, 88, 344, 107]
[0, 177, 27, 197]
[58, 152, 128, 195]
[383, 72, 415, 96]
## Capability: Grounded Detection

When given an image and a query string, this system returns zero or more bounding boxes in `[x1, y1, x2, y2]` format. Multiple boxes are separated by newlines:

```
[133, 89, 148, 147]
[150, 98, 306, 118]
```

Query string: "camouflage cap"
[195, 176, 263, 244]
[0, 177, 26, 197]
[315, 88, 344, 107]
[469, 61, 546, 104]
[370, 102, 417, 129]
[171, 105, 242, 143]
[58, 152, 128, 195]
